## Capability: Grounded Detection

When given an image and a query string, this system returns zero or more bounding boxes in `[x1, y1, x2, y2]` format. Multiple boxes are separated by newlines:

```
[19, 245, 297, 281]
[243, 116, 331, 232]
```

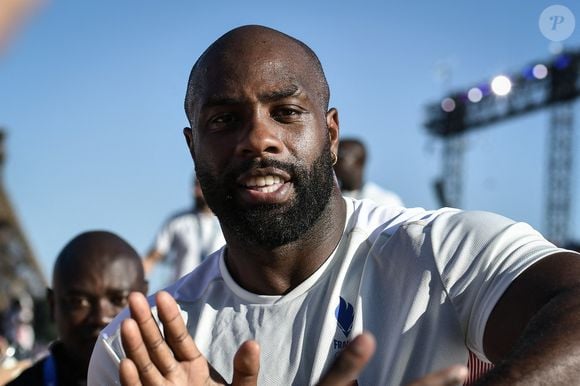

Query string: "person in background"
[334, 137, 404, 207]
[143, 177, 224, 287]
[8, 230, 147, 386]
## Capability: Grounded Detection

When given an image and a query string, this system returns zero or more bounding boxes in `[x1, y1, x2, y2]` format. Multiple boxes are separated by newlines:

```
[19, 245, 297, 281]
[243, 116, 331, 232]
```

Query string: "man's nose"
[89, 298, 115, 327]
[236, 111, 283, 158]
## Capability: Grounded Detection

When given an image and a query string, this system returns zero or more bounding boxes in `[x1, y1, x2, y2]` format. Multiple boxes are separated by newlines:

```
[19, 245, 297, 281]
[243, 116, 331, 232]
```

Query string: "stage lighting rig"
[425, 50, 580, 245]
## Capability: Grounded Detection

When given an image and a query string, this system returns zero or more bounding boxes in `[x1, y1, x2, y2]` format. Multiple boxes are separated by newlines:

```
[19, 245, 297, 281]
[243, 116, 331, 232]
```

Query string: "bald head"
[185, 25, 330, 122]
[52, 230, 143, 286]
[339, 138, 367, 164]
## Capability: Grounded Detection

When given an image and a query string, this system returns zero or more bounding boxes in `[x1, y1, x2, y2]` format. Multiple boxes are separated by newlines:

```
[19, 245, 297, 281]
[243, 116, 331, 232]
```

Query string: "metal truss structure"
[425, 50, 580, 244]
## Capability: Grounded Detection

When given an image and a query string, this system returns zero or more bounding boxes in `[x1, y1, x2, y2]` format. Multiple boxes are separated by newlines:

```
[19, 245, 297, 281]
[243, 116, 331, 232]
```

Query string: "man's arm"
[143, 217, 175, 275]
[479, 251, 580, 384]
[142, 249, 164, 275]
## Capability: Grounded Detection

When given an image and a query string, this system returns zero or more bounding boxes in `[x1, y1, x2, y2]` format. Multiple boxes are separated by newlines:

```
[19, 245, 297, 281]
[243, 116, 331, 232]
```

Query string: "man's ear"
[183, 127, 196, 160]
[326, 108, 340, 156]
[46, 287, 55, 322]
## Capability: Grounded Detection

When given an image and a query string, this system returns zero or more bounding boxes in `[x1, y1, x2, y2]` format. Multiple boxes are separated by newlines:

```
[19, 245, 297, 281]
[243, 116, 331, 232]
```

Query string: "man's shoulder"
[165, 208, 198, 223]
[347, 198, 513, 238]
[426, 209, 517, 234]
[348, 197, 445, 232]
[157, 209, 204, 237]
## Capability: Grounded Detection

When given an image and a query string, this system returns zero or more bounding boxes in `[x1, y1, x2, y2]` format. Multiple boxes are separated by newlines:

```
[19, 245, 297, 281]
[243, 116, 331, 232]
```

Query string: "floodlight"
[491, 75, 512, 96]
[441, 97, 456, 112]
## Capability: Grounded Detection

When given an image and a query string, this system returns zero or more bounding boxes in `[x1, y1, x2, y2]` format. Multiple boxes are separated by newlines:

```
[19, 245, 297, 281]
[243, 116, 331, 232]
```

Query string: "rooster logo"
[335, 297, 354, 337]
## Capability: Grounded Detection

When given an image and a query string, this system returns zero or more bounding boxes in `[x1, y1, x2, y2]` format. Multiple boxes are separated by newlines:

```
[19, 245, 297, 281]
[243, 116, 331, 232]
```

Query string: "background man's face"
[50, 257, 144, 366]
[334, 142, 364, 191]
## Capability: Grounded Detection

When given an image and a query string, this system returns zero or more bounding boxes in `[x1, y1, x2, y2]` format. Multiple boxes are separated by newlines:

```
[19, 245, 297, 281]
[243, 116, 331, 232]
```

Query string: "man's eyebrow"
[202, 96, 240, 109]
[258, 84, 300, 102]
[200, 85, 302, 109]
[62, 289, 91, 296]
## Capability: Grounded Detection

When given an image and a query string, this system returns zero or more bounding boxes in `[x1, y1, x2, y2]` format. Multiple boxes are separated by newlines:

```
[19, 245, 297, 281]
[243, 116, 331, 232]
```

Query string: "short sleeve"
[427, 210, 561, 361]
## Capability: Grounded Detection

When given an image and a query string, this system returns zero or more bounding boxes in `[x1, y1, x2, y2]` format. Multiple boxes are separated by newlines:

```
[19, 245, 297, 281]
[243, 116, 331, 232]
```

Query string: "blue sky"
[2, 1, 579, 291]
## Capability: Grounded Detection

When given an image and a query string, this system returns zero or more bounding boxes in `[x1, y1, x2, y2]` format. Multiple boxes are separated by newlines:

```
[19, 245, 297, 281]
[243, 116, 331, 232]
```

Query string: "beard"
[196, 144, 335, 248]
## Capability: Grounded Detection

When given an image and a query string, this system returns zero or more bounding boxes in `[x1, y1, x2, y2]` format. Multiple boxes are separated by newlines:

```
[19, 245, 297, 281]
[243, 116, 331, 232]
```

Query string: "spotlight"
[441, 97, 456, 112]
[532, 64, 548, 79]
[467, 87, 483, 103]
[491, 75, 512, 96]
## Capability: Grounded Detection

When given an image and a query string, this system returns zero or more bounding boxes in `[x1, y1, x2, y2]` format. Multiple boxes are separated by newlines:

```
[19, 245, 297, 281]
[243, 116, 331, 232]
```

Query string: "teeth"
[246, 175, 283, 187]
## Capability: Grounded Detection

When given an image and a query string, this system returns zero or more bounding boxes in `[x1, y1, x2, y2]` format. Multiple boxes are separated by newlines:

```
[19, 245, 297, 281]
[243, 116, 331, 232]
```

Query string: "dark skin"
[193, 177, 212, 214]
[119, 25, 580, 386]
[479, 253, 580, 384]
[48, 230, 148, 378]
[334, 139, 366, 192]
[184, 27, 344, 295]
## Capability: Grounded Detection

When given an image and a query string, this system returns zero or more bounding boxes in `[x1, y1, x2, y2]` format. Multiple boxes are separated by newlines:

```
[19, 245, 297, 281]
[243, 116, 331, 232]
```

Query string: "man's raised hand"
[118, 291, 465, 386]
[119, 291, 260, 386]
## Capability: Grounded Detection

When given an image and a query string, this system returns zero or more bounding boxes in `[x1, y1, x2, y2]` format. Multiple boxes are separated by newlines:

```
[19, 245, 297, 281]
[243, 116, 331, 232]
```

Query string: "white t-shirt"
[342, 182, 404, 208]
[89, 198, 563, 385]
[152, 209, 225, 281]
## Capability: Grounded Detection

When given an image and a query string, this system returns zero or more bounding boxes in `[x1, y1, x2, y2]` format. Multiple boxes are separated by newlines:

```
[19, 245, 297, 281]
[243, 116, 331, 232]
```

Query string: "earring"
[331, 152, 338, 166]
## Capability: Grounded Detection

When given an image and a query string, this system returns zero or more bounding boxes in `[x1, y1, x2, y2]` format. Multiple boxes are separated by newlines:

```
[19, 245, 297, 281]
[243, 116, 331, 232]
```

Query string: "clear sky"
[2, 1, 579, 291]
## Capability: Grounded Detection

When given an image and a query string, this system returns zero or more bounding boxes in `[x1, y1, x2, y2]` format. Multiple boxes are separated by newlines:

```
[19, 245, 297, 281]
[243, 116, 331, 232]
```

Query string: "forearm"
[477, 287, 580, 385]
[142, 250, 163, 274]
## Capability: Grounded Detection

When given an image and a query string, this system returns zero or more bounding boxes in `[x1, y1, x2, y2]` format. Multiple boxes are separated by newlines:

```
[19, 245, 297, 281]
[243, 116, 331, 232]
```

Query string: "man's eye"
[210, 113, 237, 126]
[272, 108, 301, 122]
[109, 295, 129, 308]
[65, 296, 91, 309]
[275, 109, 297, 116]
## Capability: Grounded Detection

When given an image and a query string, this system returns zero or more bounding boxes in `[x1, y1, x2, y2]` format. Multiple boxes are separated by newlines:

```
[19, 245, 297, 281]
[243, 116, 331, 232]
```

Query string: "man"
[334, 137, 404, 207]
[9, 230, 148, 385]
[89, 26, 580, 385]
[143, 177, 224, 286]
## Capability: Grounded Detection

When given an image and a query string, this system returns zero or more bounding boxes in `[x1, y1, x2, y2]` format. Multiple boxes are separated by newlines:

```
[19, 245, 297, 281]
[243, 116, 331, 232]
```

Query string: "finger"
[406, 365, 468, 386]
[119, 358, 143, 386]
[120, 318, 165, 385]
[125, 292, 180, 381]
[317, 332, 376, 386]
[155, 291, 205, 363]
[231, 340, 260, 386]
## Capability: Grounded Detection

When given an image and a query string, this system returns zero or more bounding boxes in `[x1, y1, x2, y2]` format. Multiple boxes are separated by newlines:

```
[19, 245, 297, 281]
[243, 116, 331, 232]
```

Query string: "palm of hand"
[118, 291, 464, 386]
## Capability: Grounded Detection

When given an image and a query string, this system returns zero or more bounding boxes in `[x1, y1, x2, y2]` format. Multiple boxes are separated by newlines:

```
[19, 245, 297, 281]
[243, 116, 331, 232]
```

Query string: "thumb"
[231, 340, 260, 386]
[317, 332, 376, 386]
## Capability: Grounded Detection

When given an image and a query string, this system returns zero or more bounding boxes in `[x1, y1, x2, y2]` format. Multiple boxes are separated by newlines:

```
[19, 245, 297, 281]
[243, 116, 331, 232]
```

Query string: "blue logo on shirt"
[335, 296, 354, 337]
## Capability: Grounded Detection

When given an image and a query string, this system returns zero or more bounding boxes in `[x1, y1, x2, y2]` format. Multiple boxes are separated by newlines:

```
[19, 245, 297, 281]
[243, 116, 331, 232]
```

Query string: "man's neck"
[223, 190, 346, 295]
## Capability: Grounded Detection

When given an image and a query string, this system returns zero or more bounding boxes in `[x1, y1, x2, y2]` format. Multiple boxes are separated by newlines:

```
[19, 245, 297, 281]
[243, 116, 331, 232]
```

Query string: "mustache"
[197, 158, 302, 203]
[224, 158, 299, 182]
